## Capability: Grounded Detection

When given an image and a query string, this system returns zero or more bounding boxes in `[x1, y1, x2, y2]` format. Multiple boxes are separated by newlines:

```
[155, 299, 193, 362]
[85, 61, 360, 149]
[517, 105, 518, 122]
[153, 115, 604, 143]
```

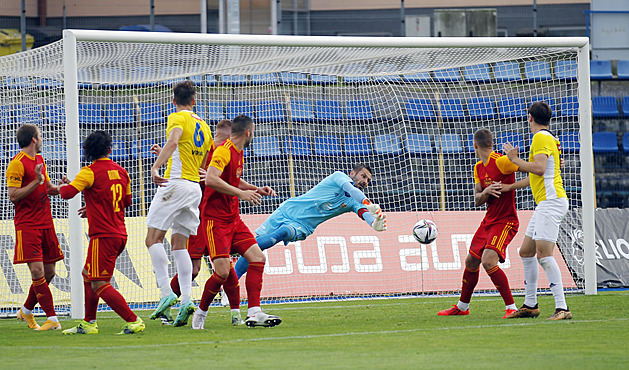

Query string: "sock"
[32, 276, 56, 318]
[521, 256, 539, 307]
[95, 283, 137, 322]
[84, 278, 99, 322]
[172, 249, 193, 303]
[538, 256, 567, 310]
[170, 273, 181, 297]
[21, 306, 32, 316]
[148, 243, 172, 298]
[245, 261, 265, 309]
[459, 266, 479, 307]
[486, 265, 515, 307]
[23, 284, 38, 312]
[223, 266, 241, 310]
[199, 273, 226, 311]
[456, 300, 470, 311]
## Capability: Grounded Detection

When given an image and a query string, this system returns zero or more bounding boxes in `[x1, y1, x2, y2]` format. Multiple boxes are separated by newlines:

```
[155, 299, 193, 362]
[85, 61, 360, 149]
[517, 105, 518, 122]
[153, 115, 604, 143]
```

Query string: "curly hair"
[83, 130, 112, 162]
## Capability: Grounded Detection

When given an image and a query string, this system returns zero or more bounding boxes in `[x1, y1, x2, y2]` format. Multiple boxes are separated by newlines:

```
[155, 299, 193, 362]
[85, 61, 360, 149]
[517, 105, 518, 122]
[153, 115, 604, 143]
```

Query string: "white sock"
[48, 316, 59, 323]
[148, 243, 172, 298]
[247, 306, 261, 317]
[196, 307, 207, 315]
[456, 301, 469, 311]
[21, 306, 32, 316]
[231, 308, 240, 314]
[539, 256, 567, 310]
[521, 256, 539, 307]
[173, 249, 193, 303]
[506, 303, 517, 310]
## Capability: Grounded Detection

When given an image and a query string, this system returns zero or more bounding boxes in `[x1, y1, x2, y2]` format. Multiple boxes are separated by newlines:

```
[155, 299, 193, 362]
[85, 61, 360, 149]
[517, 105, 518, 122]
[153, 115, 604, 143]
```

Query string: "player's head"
[173, 80, 196, 107]
[528, 101, 552, 127]
[473, 128, 493, 151]
[231, 115, 254, 148]
[350, 163, 372, 190]
[215, 119, 232, 145]
[16, 124, 42, 152]
[83, 130, 112, 162]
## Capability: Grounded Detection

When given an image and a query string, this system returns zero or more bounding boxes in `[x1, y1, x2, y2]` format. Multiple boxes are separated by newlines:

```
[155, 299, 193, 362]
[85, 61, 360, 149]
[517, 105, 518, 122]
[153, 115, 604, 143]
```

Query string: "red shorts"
[187, 225, 207, 259]
[469, 222, 518, 263]
[13, 227, 63, 265]
[204, 218, 256, 261]
[84, 236, 127, 281]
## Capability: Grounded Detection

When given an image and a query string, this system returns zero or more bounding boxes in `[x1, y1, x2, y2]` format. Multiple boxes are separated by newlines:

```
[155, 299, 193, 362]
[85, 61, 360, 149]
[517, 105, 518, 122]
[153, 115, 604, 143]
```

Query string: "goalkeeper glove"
[372, 213, 387, 232]
[362, 199, 383, 219]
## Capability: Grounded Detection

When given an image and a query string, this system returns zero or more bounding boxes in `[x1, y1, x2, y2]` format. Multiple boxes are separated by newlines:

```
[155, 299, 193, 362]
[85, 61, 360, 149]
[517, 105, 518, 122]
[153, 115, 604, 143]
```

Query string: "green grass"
[1, 291, 628, 369]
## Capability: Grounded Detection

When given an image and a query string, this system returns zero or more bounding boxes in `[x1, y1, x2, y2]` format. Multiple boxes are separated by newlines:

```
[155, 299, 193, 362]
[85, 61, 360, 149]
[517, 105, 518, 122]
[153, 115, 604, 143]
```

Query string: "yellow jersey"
[529, 130, 566, 204]
[164, 110, 213, 182]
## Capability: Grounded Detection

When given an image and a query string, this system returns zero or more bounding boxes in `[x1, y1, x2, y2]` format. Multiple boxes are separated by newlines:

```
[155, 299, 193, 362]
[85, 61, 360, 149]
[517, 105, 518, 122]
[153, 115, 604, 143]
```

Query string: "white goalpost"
[0, 30, 595, 320]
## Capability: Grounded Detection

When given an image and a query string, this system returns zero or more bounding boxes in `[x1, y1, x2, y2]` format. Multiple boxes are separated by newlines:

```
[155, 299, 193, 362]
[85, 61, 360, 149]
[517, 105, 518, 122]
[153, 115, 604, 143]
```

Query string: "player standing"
[146, 80, 213, 327]
[7, 124, 67, 331]
[438, 129, 519, 318]
[191, 114, 281, 329]
[502, 101, 571, 320]
[60, 130, 145, 334]
[233, 163, 387, 279]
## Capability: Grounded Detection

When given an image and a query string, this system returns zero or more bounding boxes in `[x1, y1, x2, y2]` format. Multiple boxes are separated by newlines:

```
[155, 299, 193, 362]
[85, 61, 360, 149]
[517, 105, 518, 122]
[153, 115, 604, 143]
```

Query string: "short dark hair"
[16, 124, 39, 148]
[83, 130, 112, 162]
[173, 80, 195, 106]
[528, 101, 552, 126]
[231, 115, 253, 135]
[353, 163, 373, 175]
[473, 128, 493, 149]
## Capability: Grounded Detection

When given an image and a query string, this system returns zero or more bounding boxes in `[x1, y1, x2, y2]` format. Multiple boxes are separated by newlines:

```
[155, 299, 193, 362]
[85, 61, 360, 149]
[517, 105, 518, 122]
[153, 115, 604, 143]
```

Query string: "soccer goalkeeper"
[233, 163, 387, 279]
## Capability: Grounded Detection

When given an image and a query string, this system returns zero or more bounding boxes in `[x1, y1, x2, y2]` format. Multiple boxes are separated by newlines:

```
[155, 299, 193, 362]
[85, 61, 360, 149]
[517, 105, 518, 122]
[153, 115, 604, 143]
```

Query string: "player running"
[60, 130, 145, 335]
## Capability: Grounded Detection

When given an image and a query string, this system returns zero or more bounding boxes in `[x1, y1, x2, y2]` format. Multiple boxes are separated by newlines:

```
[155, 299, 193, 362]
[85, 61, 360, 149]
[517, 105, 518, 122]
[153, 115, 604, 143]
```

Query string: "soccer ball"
[413, 219, 438, 244]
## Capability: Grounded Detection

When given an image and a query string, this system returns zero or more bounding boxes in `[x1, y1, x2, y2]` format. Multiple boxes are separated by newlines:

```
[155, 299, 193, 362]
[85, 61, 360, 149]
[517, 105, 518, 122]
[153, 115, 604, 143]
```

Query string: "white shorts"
[146, 179, 202, 238]
[525, 197, 569, 243]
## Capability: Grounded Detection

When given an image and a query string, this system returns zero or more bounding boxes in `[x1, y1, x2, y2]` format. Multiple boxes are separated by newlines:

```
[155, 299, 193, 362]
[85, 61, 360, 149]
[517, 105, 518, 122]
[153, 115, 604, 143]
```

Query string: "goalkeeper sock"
[521, 256, 539, 307]
[486, 265, 515, 306]
[223, 266, 241, 310]
[148, 243, 172, 298]
[173, 249, 193, 303]
[245, 262, 265, 309]
[539, 256, 567, 310]
[459, 266, 480, 305]
[95, 283, 137, 322]
[199, 273, 226, 311]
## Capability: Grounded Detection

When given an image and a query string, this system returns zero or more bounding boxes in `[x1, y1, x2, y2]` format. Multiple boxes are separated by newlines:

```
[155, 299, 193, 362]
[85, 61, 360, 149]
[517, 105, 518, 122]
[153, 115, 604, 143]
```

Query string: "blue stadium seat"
[279, 72, 308, 85]
[373, 63, 401, 83]
[252, 136, 281, 157]
[314, 136, 342, 156]
[622, 96, 629, 116]
[221, 75, 247, 86]
[139, 102, 164, 124]
[164, 103, 176, 117]
[15, 104, 42, 125]
[346, 100, 373, 121]
[342, 64, 370, 84]
[107, 103, 134, 124]
[35, 77, 63, 89]
[0, 105, 11, 124]
[6, 142, 21, 158]
[623, 132, 629, 153]
[560, 96, 579, 117]
[42, 141, 66, 161]
[79, 103, 105, 124]
[524, 61, 552, 81]
[466, 133, 475, 152]
[468, 97, 496, 120]
[100, 67, 126, 87]
[344, 135, 372, 156]
[195, 101, 225, 122]
[590, 60, 613, 80]
[406, 99, 435, 120]
[592, 132, 618, 153]
[290, 100, 314, 122]
[46, 104, 65, 125]
[530, 97, 557, 116]
[464, 64, 491, 83]
[189, 75, 217, 86]
[559, 131, 580, 153]
[592, 96, 619, 118]
[495, 132, 525, 151]
[618, 60, 629, 80]
[130, 139, 157, 160]
[257, 100, 285, 122]
[111, 140, 128, 161]
[311, 72, 337, 85]
[315, 100, 343, 121]
[251, 73, 279, 85]
[401, 64, 431, 83]
[373, 134, 402, 155]
[405, 134, 432, 154]
[437, 134, 463, 153]
[226, 101, 254, 120]
[438, 99, 465, 120]
[554, 60, 578, 80]
[498, 97, 526, 118]
[77, 68, 93, 89]
[433, 67, 460, 82]
[283, 136, 311, 157]
[493, 62, 521, 82]
[11, 77, 33, 89]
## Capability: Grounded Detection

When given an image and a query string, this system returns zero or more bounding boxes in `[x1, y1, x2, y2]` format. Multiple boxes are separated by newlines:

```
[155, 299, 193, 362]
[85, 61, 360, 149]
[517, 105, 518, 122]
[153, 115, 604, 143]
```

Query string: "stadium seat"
[79, 103, 105, 124]
[257, 100, 285, 122]
[468, 97, 496, 120]
[401, 64, 431, 83]
[100, 67, 126, 87]
[495, 132, 525, 151]
[622, 96, 629, 116]
[77, 68, 93, 89]
[252, 136, 281, 157]
[0, 106, 13, 124]
[311, 73, 338, 85]
[46, 104, 65, 125]
[314, 136, 342, 156]
[35, 77, 63, 89]
[342, 64, 370, 84]
[220, 75, 247, 86]
[437, 134, 463, 153]
[283, 135, 311, 157]
[42, 140, 66, 161]
[373, 63, 402, 83]
[346, 100, 374, 121]
[315, 100, 343, 121]
[592, 132, 618, 153]
[189, 75, 217, 86]
[10, 77, 33, 89]
[107, 103, 134, 124]
[464, 64, 491, 83]
[592, 96, 619, 118]
[405, 133, 432, 154]
[164, 103, 176, 117]
[139, 102, 164, 124]
[15, 104, 42, 125]
[6, 142, 21, 157]
[590, 60, 613, 80]
[279, 72, 308, 85]
[493, 62, 521, 82]
[618, 60, 629, 80]
[290, 100, 314, 122]
[130, 139, 157, 160]
[498, 97, 526, 118]
[559, 96, 579, 117]
[251, 73, 279, 85]
[111, 140, 128, 161]
[466, 133, 475, 152]
[226, 101, 254, 120]
[344, 135, 372, 156]
[530, 97, 556, 116]
[559, 131, 580, 153]
[438, 99, 465, 120]
[623, 132, 629, 153]
[406, 99, 435, 120]
[433, 67, 460, 82]
[373, 134, 402, 155]
[195, 101, 225, 122]
[554, 60, 578, 80]
[524, 61, 552, 81]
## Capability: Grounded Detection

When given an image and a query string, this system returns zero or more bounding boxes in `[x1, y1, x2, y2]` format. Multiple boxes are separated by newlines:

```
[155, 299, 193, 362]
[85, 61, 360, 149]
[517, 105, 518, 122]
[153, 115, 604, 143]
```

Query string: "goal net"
[0, 31, 594, 318]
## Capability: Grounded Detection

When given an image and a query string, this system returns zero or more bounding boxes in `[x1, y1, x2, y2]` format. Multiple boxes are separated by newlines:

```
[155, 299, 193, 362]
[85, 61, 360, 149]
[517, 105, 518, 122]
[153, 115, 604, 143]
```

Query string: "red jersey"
[202, 139, 243, 223]
[5, 151, 54, 230]
[473, 151, 519, 226]
[63, 158, 131, 238]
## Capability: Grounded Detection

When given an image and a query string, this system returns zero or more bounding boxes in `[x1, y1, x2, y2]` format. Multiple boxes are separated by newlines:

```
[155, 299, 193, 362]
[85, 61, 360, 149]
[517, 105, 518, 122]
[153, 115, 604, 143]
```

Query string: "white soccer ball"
[413, 219, 438, 244]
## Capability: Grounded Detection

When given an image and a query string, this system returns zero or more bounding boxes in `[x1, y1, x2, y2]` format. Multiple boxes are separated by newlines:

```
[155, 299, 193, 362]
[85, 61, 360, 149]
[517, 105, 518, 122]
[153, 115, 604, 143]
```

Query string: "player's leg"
[145, 226, 178, 318]
[481, 249, 517, 317]
[439, 254, 479, 316]
[222, 263, 243, 325]
[33, 228, 64, 330]
[506, 235, 540, 318]
[192, 257, 231, 329]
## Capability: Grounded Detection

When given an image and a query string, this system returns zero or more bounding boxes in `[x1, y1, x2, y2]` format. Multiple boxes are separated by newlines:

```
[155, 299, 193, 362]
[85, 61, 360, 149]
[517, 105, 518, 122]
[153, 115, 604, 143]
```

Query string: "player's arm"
[339, 181, 384, 219]
[151, 127, 183, 186]
[502, 142, 547, 176]
[59, 167, 93, 199]
[6, 161, 42, 203]
[238, 178, 276, 197]
[499, 176, 530, 193]
[206, 166, 262, 205]
[474, 181, 502, 206]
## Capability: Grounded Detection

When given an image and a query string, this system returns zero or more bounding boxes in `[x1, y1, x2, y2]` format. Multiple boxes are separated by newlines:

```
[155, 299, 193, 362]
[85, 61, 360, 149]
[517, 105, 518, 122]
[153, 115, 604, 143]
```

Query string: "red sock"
[245, 262, 264, 308]
[487, 265, 515, 306]
[199, 273, 225, 311]
[84, 277, 99, 322]
[32, 276, 56, 317]
[23, 284, 38, 311]
[170, 273, 181, 297]
[95, 283, 137, 322]
[223, 266, 240, 310]
[459, 266, 479, 304]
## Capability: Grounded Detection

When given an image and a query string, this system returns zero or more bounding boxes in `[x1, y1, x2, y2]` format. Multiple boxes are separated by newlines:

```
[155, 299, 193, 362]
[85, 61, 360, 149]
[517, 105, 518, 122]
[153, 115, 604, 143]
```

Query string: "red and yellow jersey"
[202, 139, 243, 223]
[473, 151, 519, 226]
[5, 151, 53, 230]
[67, 158, 131, 238]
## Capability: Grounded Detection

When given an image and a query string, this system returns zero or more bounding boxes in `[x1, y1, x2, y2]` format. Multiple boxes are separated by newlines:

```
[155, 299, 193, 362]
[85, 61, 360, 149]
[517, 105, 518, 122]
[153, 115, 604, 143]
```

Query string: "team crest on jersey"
[236, 167, 242, 178]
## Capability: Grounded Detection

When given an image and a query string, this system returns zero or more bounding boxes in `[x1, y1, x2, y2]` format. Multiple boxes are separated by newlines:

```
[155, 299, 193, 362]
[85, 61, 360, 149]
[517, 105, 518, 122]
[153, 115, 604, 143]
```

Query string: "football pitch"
[1, 291, 628, 369]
